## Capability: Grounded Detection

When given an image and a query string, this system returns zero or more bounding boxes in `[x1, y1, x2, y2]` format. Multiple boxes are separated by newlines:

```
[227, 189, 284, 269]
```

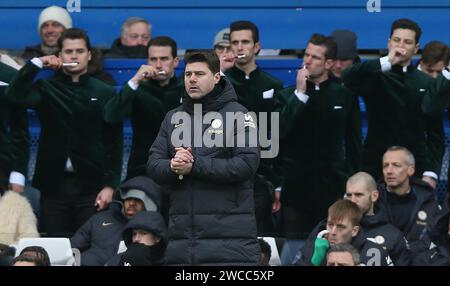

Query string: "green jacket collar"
[229, 65, 261, 80]
[54, 71, 91, 85]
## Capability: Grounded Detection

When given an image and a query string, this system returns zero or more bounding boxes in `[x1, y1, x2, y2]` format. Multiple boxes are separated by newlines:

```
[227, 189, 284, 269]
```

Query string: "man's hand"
[422, 176, 437, 189]
[131, 64, 158, 85]
[173, 147, 194, 164]
[95, 186, 114, 211]
[387, 47, 407, 66]
[272, 190, 281, 213]
[9, 183, 24, 193]
[171, 147, 194, 175]
[296, 66, 309, 93]
[39, 55, 63, 70]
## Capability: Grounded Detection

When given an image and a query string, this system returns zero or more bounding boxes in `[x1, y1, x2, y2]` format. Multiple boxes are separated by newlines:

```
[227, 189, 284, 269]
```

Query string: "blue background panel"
[0, 1, 449, 49]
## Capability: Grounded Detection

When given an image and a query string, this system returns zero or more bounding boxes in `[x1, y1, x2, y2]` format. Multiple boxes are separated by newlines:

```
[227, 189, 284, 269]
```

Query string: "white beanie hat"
[38, 6, 72, 33]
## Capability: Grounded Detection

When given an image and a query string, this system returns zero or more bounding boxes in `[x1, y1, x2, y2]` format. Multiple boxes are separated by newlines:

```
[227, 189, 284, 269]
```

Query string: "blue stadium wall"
[0, 0, 449, 49]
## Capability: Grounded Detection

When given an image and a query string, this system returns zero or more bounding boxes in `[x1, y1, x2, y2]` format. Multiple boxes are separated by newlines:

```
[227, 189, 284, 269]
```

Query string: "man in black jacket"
[377, 146, 450, 265]
[117, 211, 167, 266]
[294, 200, 392, 266]
[71, 176, 161, 266]
[104, 17, 151, 59]
[345, 171, 411, 265]
[379, 146, 444, 242]
[147, 51, 260, 265]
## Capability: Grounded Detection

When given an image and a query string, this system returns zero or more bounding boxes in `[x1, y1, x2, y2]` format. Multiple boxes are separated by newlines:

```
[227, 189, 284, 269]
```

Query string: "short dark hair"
[184, 51, 220, 75]
[11, 254, 47, 266]
[19, 246, 51, 266]
[258, 238, 272, 259]
[148, 36, 177, 58]
[309, 33, 337, 60]
[422, 41, 449, 66]
[390, 18, 422, 44]
[230, 20, 259, 43]
[57, 28, 91, 51]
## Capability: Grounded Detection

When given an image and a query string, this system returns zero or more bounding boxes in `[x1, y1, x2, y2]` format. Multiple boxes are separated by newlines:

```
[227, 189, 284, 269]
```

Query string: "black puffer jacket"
[377, 177, 443, 243]
[147, 77, 260, 265]
[119, 211, 167, 266]
[361, 205, 411, 266]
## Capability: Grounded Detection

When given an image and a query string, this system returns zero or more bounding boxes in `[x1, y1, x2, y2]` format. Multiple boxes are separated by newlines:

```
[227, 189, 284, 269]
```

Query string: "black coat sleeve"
[147, 113, 182, 185]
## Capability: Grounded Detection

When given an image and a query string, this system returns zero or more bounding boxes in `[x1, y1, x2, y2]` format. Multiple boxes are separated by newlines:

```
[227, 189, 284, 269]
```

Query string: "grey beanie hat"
[331, 30, 358, 60]
[214, 28, 231, 47]
[120, 189, 158, 211]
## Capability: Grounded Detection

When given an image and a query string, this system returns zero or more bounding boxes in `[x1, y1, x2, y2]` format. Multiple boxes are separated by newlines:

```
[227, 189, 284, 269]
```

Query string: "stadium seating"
[14, 237, 79, 266]
[0, 0, 449, 50]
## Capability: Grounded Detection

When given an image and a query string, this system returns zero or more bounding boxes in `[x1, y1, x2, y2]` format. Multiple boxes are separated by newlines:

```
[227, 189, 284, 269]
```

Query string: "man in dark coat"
[294, 200, 393, 266]
[118, 211, 167, 266]
[377, 146, 450, 265]
[5, 28, 123, 237]
[342, 18, 445, 185]
[0, 62, 29, 193]
[226, 21, 284, 235]
[105, 36, 183, 179]
[104, 17, 151, 59]
[345, 172, 411, 265]
[147, 51, 260, 265]
[274, 33, 361, 264]
[71, 176, 162, 266]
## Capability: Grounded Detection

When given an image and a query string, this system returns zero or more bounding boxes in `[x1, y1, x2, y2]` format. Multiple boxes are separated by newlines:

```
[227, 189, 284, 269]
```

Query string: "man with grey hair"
[345, 171, 411, 265]
[326, 243, 360, 266]
[378, 146, 450, 265]
[105, 17, 152, 58]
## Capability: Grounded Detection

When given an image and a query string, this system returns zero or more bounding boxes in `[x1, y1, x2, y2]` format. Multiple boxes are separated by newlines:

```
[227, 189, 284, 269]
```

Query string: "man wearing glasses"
[213, 28, 235, 73]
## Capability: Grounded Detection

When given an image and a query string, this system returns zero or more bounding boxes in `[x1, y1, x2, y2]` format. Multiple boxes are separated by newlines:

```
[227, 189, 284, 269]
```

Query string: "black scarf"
[182, 78, 235, 114]
[119, 243, 165, 266]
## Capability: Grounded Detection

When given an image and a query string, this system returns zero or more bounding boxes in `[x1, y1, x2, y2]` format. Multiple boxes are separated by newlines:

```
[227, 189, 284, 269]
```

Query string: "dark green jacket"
[225, 66, 283, 115]
[104, 77, 183, 178]
[342, 60, 444, 180]
[0, 63, 29, 176]
[275, 80, 361, 214]
[226, 66, 284, 186]
[421, 72, 450, 116]
[4, 62, 122, 195]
